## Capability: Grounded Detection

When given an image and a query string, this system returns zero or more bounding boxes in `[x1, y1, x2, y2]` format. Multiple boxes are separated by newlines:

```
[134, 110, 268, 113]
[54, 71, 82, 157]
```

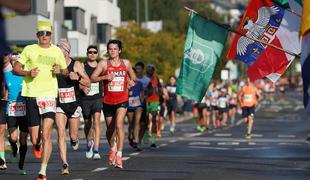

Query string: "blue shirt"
[128, 81, 143, 109]
[4, 70, 24, 102]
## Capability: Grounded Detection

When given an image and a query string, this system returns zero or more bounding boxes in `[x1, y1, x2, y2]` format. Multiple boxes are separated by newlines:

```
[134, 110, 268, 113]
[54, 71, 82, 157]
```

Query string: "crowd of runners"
[0, 20, 295, 180]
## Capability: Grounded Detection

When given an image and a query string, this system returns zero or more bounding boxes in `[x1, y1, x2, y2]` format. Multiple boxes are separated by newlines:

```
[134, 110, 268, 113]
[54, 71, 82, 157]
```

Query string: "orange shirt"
[146, 76, 160, 103]
[241, 85, 257, 107]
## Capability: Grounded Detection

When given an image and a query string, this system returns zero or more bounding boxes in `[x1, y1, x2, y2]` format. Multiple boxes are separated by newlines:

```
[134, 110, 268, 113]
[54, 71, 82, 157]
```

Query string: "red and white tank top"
[102, 60, 128, 105]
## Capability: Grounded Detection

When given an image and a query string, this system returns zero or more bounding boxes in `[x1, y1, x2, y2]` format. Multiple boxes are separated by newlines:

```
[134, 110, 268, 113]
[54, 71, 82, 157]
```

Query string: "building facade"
[5, 0, 120, 57]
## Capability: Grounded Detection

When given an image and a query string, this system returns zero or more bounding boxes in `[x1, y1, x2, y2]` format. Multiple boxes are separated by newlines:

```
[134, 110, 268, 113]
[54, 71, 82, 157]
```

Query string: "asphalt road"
[1, 90, 310, 180]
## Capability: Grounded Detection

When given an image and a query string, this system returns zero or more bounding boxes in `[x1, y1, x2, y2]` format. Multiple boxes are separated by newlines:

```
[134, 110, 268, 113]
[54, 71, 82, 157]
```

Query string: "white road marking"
[122, 157, 130, 161]
[130, 152, 140, 156]
[234, 147, 272, 151]
[294, 105, 304, 111]
[278, 135, 296, 138]
[178, 137, 185, 140]
[248, 142, 256, 145]
[169, 140, 177, 143]
[189, 146, 229, 150]
[185, 133, 202, 138]
[231, 142, 240, 145]
[278, 142, 302, 146]
[91, 167, 108, 172]
[251, 134, 263, 138]
[160, 143, 168, 147]
[189, 142, 211, 146]
[214, 133, 232, 137]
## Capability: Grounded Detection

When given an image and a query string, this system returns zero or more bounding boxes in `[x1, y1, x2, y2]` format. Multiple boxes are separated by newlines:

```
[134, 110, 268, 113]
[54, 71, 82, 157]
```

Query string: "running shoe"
[86, 141, 94, 159]
[61, 164, 69, 175]
[33, 144, 42, 159]
[93, 152, 101, 160]
[18, 168, 27, 175]
[0, 158, 7, 170]
[150, 143, 157, 148]
[160, 124, 165, 131]
[142, 133, 149, 145]
[169, 125, 175, 133]
[245, 133, 252, 139]
[128, 137, 134, 148]
[196, 125, 202, 132]
[37, 174, 47, 180]
[199, 126, 206, 132]
[71, 139, 79, 151]
[114, 156, 123, 169]
[108, 150, 116, 166]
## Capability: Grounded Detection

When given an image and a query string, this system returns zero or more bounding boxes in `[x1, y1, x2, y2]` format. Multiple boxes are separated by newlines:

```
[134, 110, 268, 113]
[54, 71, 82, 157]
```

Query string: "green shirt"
[18, 44, 67, 98]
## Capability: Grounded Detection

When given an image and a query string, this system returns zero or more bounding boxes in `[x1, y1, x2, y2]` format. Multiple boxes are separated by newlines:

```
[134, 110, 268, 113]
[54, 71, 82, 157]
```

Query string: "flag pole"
[184, 6, 301, 58]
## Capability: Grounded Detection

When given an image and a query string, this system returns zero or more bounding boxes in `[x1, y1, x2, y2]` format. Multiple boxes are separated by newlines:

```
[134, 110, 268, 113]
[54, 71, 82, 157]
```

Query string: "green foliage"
[115, 22, 184, 81]
[118, 0, 231, 81]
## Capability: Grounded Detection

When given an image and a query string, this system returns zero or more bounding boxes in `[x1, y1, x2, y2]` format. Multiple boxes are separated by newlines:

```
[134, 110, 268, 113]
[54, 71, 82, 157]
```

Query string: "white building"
[64, 0, 121, 56]
[4, 0, 121, 57]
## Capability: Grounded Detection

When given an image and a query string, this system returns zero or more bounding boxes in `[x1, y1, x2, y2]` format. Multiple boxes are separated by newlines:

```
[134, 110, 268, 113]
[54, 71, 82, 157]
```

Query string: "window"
[64, 7, 77, 30]
[64, 7, 86, 34]
[30, 0, 49, 17]
[97, 24, 112, 44]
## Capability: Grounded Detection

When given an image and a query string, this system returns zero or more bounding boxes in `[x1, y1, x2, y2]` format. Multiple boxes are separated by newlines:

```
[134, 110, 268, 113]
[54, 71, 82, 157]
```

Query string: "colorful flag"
[227, 0, 301, 82]
[177, 13, 229, 101]
[300, 0, 310, 114]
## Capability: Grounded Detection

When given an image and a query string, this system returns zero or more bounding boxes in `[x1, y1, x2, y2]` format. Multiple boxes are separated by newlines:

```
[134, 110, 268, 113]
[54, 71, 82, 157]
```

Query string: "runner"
[13, 21, 68, 180]
[80, 45, 103, 160]
[158, 79, 166, 137]
[145, 64, 162, 148]
[127, 68, 144, 150]
[3, 52, 28, 174]
[91, 39, 136, 168]
[228, 87, 238, 126]
[210, 86, 220, 128]
[0, 53, 8, 170]
[134, 62, 151, 146]
[55, 40, 91, 174]
[164, 76, 177, 133]
[217, 88, 229, 127]
[238, 78, 261, 139]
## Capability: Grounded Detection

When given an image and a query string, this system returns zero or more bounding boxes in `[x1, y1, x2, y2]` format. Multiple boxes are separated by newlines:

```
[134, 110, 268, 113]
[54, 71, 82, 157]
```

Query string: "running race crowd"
[0, 20, 296, 180]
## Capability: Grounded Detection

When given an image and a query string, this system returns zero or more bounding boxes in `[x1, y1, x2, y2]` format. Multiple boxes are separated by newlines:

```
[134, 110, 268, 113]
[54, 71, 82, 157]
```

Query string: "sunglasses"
[87, 51, 98, 54]
[37, 31, 52, 37]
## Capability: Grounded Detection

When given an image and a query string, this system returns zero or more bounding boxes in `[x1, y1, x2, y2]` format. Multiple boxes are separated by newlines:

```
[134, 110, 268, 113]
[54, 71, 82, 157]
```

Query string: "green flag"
[177, 13, 229, 102]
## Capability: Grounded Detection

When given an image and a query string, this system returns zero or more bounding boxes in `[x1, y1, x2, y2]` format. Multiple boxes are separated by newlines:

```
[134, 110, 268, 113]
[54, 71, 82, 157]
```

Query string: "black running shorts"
[26, 99, 55, 127]
[81, 98, 102, 120]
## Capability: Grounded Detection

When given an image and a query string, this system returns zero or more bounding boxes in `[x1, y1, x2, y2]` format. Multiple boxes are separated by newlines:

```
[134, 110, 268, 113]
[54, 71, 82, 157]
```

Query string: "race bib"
[218, 100, 226, 108]
[108, 77, 125, 92]
[36, 97, 56, 115]
[8, 101, 26, 117]
[167, 86, 176, 93]
[129, 96, 141, 107]
[244, 94, 253, 102]
[59, 87, 76, 103]
[87, 83, 100, 96]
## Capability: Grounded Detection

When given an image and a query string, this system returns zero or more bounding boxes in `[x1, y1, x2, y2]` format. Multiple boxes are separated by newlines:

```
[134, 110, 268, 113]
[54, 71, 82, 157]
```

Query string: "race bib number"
[36, 97, 56, 115]
[167, 86, 176, 93]
[129, 96, 141, 107]
[59, 87, 76, 103]
[108, 77, 125, 92]
[87, 83, 100, 96]
[218, 100, 226, 108]
[8, 101, 26, 117]
[244, 94, 253, 102]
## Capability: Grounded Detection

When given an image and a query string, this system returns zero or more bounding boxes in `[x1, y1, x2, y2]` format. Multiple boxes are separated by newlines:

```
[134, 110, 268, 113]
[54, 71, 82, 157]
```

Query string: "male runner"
[13, 21, 68, 180]
[238, 78, 261, 139]
[3, 53, 28, 174]
[80, 45, 103, 160]
[91, 39, 136, 168]
[55, 40, 90, 174]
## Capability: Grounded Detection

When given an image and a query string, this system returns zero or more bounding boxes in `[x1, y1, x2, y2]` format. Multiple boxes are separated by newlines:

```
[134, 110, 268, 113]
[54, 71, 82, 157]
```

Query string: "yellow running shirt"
[18, 44, 67, 97]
